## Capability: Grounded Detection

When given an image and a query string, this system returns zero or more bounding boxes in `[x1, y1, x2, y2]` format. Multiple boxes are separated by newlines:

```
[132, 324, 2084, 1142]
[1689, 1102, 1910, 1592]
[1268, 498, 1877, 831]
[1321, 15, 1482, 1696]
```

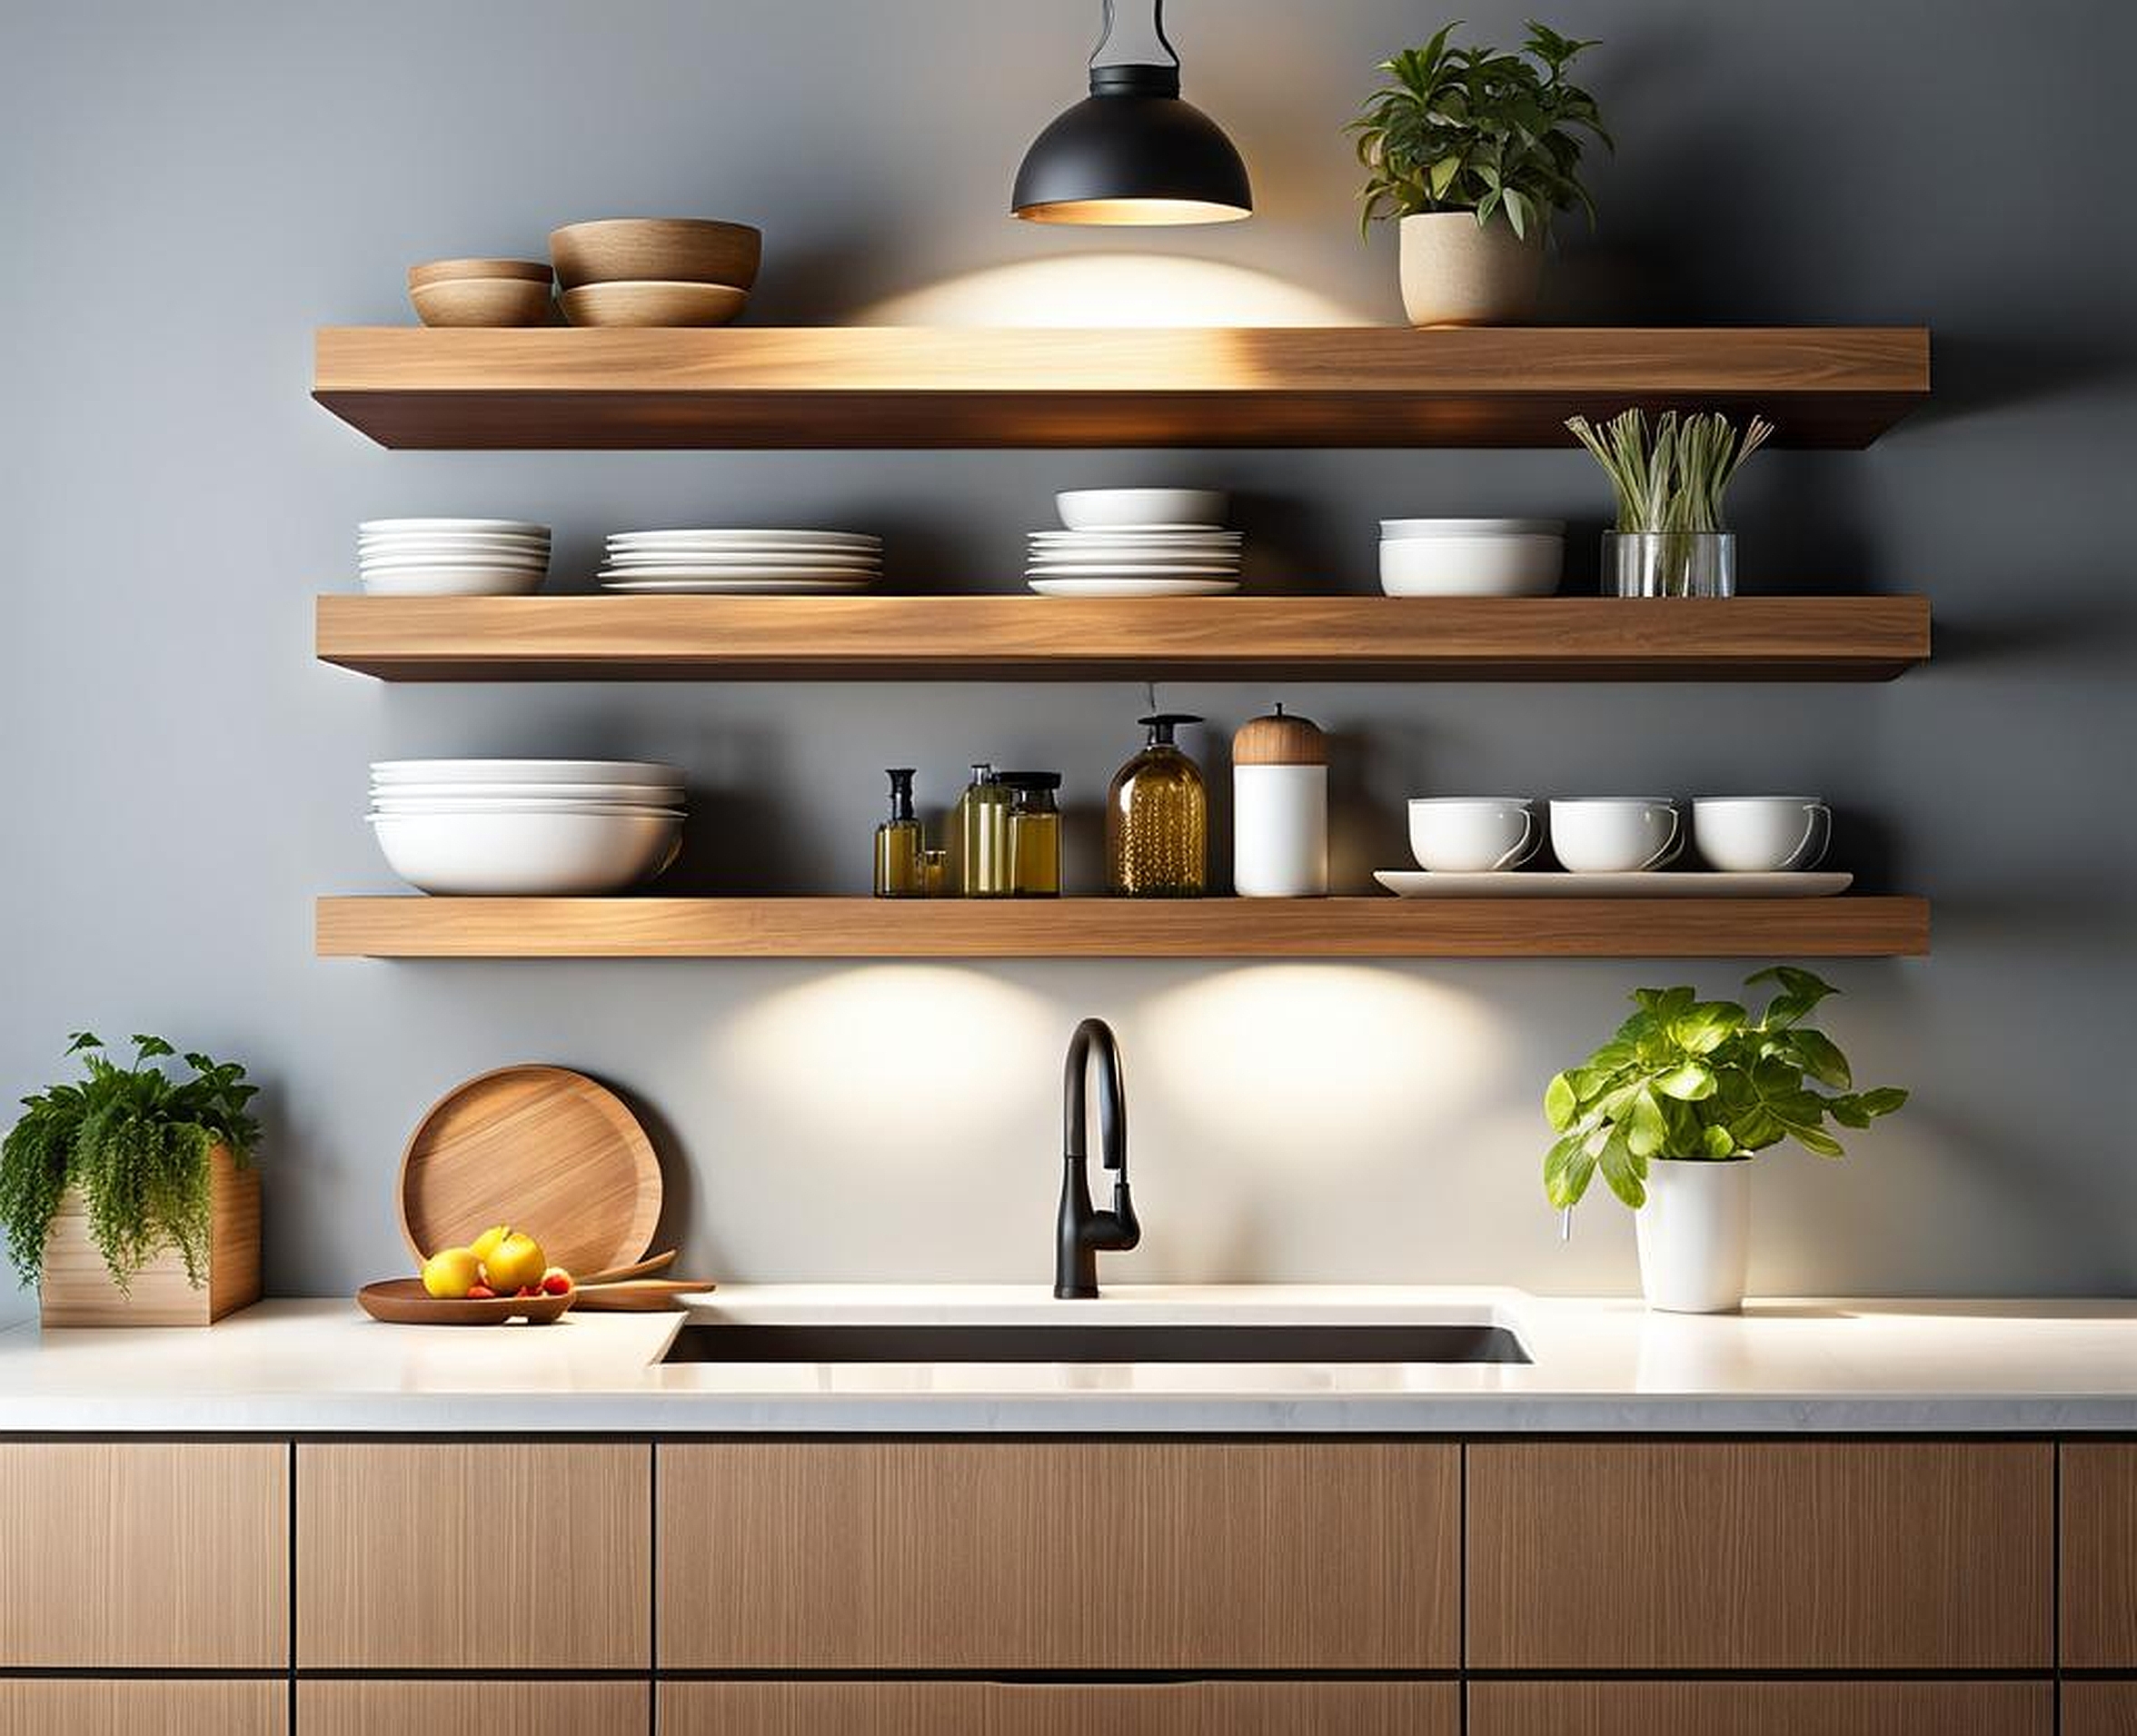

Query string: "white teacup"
[1408, 798, 1541, 872]
[1693, 797, 1832, 872]
[1550, 798, 1684, 872]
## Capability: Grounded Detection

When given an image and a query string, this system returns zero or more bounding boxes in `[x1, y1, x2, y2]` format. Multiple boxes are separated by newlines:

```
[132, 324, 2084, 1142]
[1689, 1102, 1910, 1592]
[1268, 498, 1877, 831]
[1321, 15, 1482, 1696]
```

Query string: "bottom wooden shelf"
[315, 897, 1929, 959]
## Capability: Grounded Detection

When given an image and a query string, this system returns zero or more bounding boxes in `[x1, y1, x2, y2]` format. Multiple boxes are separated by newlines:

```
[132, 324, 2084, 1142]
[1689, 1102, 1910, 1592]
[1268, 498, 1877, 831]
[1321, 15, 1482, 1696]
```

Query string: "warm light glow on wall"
[858, 254, 1369, 328]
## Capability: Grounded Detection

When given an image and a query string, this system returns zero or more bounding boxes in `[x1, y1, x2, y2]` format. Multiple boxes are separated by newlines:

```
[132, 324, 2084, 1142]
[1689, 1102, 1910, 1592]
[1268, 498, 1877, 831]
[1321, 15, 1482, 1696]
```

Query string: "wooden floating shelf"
[315, 595, 1931, 683]
[316, 897, 1931, 960]
[313, 326, 1930, 450]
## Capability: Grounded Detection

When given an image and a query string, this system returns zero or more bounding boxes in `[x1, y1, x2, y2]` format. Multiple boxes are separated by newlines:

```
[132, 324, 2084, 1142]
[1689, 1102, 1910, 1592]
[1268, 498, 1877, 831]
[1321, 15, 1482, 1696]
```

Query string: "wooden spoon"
[571, 1279, 714, 1313]
[573, 1249, 678, 1287]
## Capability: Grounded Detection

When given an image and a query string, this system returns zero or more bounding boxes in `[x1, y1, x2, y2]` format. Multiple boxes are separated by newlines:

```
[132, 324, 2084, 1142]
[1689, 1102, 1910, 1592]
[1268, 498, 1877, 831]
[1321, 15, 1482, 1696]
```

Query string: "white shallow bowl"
[359, 518, 550, 538]
[1380, 518, 1564, 539]
[371, 759, 683, 786]
[1379, 531, 1563, 598]
[1056, 489, 1228, 531]
[359, 570, 545, 597]
[368, 809, 681, 896]
[372, 780, 683, 803]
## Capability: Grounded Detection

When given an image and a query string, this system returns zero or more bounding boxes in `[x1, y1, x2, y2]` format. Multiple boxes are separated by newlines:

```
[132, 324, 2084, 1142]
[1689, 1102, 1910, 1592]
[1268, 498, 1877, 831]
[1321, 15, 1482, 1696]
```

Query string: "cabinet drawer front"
[0, 1679, 285, 1736]
[659, 1681, 1457, 1736]
[1466, 1442, 2052, 1670]
[657, 1442, 1458, 1670]
[2064, 1682, 2137, 1736]
[2063, 1443, 2137, 1666]
[1467, 1681, 2051, 1736]
[295, 1443, 649, 1668]
[300, 1681, 647, 1736]
[0, 1442, 287, 1668]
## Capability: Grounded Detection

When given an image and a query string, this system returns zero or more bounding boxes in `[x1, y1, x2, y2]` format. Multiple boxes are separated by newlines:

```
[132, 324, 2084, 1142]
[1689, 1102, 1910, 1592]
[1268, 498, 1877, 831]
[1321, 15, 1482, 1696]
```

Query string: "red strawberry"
[466, 1284, 496, 1300]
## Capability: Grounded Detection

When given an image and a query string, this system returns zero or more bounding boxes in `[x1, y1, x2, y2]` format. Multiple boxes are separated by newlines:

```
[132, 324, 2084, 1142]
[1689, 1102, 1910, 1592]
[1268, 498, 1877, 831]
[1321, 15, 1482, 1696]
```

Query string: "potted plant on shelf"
[1348, 19, 1610, 326]
[1543, 968, 1906, 1314]
[1566, 407, 1774, 598]
[1, 1033, 263, 1324]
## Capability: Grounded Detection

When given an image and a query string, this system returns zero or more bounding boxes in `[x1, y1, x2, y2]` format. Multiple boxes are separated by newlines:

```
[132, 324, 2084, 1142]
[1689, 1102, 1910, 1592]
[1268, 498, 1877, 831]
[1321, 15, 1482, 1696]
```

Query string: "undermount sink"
[662, 1321, 1530, 1366]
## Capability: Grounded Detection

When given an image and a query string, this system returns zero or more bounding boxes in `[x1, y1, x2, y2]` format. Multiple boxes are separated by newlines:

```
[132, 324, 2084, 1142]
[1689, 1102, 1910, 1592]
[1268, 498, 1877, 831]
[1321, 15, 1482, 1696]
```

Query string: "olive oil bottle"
[952, 763, 1012, 898]
[872, 769, 924, 898]
[1107, 715, 1207, 897]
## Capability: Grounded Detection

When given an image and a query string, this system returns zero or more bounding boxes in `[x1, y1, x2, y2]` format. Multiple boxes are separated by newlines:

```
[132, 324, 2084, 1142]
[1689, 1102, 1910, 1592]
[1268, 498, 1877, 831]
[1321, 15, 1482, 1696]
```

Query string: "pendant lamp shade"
[1012, 8, 1252, 225]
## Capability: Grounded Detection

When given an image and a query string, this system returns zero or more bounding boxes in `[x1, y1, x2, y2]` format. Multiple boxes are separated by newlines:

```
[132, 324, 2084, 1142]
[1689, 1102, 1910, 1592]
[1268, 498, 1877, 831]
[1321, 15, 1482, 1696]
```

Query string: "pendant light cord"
[1089, 0, 1181, 70]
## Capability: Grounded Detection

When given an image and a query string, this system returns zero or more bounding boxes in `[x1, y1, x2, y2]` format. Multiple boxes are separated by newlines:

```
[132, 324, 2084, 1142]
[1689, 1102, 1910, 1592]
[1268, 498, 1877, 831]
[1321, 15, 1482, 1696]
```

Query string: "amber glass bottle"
[1107, 714, 1207, 898]
[1000, 772, 1063, 897]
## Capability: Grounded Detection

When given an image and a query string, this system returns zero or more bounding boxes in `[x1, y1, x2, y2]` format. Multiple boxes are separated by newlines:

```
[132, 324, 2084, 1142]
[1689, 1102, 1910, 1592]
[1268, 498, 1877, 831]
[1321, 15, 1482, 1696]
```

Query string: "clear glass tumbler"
[1605, 531, 1736, 599]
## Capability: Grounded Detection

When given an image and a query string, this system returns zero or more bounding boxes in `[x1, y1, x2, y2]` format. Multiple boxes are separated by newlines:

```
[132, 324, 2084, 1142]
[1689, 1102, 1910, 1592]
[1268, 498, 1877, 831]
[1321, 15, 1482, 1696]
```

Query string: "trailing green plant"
[1543, 967, 1907, 1211]
[0, 1033, 260, 1293]
[1348, 19, 1610, 241]
[1565, 408, 1774, 533]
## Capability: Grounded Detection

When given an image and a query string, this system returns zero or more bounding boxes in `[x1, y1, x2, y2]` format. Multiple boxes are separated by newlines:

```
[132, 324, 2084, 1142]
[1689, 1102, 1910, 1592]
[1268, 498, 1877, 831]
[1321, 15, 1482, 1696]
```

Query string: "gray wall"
[3, 0, 2132, 1314]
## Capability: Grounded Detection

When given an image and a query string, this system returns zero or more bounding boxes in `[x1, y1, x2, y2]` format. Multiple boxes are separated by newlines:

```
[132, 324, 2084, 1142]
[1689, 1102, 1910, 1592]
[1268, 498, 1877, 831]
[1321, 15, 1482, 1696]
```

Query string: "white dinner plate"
[608, 529, 880, 550]
[1027, 577, 1240, 598]
[597, 566, 880, 581]
[1372, 869, 1855, 898]
[600, 577, 877, 594]
[1029, 531, 1242, 544]
[360, 552, 551, 569]
[602, 551, 880, 570]
[1025, 563, 1241, 578]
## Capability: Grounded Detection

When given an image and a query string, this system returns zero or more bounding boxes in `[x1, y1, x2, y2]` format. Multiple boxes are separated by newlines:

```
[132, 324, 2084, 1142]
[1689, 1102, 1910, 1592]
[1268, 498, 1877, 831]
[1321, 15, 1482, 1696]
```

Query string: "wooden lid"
[1232, 704, 1326, 766]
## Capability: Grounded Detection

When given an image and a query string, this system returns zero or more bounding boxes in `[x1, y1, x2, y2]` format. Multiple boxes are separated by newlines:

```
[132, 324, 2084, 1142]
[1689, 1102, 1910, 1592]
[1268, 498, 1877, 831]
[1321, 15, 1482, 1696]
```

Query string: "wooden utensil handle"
[573, 1249, 678, 1287]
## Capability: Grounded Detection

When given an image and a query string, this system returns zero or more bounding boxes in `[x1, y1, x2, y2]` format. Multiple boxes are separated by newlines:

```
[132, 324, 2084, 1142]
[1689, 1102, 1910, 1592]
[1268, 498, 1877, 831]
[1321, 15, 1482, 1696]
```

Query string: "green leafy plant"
[0, 1033, 261, 1293]
[1348, 19, 1611, 241]
[1565, 408, 1774, 533]
[1543, 968, 1907, 1210]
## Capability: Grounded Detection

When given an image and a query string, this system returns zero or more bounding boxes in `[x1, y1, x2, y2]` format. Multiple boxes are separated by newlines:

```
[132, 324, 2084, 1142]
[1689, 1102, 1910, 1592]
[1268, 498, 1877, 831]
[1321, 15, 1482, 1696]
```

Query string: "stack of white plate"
[598, 529, 882, 595]
[1027, 489, 1241, 597]
[367, 759, 685, 896]
[358, 519, 551, 597]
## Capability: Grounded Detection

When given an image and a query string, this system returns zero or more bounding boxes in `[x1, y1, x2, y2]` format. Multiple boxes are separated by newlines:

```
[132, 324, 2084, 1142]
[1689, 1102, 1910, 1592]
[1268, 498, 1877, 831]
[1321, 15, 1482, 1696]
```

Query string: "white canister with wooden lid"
[1232, 706, 1327, 898]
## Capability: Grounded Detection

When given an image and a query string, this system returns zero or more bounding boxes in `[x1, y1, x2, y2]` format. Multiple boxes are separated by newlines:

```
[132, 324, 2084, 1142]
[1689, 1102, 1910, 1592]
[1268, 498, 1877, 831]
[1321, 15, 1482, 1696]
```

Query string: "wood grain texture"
[2064, 1682, 2137, 1736]
[312, 326, 1930, 449]
[660, 1681, 1457, 1736]
[39, 1144, 261, 1324]
[1466, 1442, 2052, 1670]
[315, 594, 1932, 683]
[0, 1681, 284, 1736]
[2062, 1443, 2137, 1665]
[396, 1064, 660, 1276]
[657, 1441, 1457, 1670]
[0, 1443, 286, 1667]
[295, 1442, 649, 1668]
[317, 895, 1931, 960]
[300, 1681, 647, 1736]
[1467, 1681, 2051, 1736]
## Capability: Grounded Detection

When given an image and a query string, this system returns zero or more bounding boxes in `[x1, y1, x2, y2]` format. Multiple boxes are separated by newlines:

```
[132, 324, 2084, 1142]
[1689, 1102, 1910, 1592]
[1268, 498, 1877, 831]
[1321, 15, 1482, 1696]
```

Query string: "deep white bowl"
[370, 759, 684, 786]
[1056, 489, 1228, 531]
[1379, 517, 1564, 539]
[368, 809, 681, 896]
[1379, 530, 1564, 598]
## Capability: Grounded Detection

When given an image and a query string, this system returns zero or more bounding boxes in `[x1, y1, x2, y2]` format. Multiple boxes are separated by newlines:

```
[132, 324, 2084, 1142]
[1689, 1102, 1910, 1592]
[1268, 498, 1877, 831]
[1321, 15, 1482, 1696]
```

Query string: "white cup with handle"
[1693, 797, 1832, 872]
[1549, 798, 1684, 872]
[1408, 798, 1541, 872]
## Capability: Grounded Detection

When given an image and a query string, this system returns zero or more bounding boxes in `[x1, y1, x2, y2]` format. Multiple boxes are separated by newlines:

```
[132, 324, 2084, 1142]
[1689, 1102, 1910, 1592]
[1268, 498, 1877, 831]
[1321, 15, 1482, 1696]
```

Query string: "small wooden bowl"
[550, 219, 761, 292]
[407, 256, 553, 291]
[357, 1276, 574, 1326]
[410, 278, 557, 328]
[560, 281, 747, 328]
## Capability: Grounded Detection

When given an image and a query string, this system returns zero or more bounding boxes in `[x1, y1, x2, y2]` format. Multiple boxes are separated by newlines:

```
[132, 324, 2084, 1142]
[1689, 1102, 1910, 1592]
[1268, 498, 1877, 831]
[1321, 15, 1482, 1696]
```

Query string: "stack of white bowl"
[598, 529, 882, 594]
[1026, 489, 1241, 597]
[357, 519, 551, 597]
[367, 759, 685, 896]
[1378, 518, 1564, 597]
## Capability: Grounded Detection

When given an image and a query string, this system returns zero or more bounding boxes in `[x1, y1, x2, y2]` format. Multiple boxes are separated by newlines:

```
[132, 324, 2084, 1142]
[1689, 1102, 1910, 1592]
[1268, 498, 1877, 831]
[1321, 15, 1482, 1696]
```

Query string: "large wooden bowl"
[549, 218, 761, 292]
[560, 282, 747, 328]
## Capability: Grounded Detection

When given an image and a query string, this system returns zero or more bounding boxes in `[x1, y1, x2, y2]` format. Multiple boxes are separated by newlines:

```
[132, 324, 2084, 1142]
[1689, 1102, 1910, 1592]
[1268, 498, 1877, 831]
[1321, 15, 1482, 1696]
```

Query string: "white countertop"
[1, 1285, 2132, 1433]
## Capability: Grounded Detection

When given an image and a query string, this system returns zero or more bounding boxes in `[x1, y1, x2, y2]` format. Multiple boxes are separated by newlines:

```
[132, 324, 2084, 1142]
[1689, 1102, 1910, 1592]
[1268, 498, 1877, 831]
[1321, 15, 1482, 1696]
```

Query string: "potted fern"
[1566, 408, 1774, 598]
[1348, 20, 1609, 325]
[1, 1033, 263, 1324]
[1544, 969, 1906, 1313]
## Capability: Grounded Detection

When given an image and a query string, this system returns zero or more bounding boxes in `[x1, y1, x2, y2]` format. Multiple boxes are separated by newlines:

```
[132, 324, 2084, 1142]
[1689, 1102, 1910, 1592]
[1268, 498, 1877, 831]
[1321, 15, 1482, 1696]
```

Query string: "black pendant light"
[1012, 0, 1252, 225]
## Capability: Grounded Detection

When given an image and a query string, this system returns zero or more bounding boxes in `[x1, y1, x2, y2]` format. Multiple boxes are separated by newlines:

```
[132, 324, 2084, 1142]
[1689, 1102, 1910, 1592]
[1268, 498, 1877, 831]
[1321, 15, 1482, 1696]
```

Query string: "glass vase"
[1605, 531, 1736, 599]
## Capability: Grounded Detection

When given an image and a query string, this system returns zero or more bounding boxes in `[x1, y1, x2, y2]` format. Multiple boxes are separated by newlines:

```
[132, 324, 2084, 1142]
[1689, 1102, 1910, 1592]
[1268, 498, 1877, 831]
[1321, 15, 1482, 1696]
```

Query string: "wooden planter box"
[39, 1145, 261, 1325]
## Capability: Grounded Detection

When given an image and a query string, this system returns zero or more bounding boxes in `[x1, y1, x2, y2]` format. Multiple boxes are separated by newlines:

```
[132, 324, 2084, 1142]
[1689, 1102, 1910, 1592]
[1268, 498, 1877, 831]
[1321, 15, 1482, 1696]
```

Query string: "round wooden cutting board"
[397, 1065, 662, 1278]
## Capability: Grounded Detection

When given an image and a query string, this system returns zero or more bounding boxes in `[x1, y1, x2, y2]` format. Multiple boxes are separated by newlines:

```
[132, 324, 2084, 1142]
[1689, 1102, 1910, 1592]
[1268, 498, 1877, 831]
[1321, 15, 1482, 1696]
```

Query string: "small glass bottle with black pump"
[873, 769, 924, 898]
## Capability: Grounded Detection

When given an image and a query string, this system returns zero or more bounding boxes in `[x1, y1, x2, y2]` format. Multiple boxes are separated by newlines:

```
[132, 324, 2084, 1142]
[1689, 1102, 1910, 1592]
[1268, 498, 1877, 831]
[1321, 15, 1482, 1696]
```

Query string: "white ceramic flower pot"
[1635, 1156, 1752, 1314]
[1398, 211, 1546, 327]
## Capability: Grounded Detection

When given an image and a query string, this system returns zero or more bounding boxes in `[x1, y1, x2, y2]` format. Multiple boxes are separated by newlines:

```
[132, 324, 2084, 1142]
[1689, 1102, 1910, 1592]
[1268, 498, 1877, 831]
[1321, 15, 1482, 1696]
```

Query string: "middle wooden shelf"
[316, 593, 1930, 683]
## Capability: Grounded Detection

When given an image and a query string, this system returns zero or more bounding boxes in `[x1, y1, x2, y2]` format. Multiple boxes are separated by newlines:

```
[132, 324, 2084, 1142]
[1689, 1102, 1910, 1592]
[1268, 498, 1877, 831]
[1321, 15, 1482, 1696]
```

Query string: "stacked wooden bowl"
[406, 258, 556, 327]
[550, 218, 761, 328]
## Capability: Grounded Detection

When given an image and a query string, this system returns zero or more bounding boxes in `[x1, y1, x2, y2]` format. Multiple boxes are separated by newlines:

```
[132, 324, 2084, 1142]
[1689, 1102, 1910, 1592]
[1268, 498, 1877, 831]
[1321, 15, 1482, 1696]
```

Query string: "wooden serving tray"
[357, 1276, 573, 1326]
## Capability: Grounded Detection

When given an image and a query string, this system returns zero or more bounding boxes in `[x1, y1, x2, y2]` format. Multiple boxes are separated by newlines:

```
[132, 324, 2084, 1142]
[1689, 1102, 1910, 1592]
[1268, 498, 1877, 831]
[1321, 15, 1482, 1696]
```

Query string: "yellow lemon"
[421, 1246, 483, 1300]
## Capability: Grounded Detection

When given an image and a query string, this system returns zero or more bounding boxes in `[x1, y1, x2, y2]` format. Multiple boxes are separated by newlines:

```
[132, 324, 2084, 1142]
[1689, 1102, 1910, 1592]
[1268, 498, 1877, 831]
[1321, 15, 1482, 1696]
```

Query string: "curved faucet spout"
[1056, 1017, 1140, 1300]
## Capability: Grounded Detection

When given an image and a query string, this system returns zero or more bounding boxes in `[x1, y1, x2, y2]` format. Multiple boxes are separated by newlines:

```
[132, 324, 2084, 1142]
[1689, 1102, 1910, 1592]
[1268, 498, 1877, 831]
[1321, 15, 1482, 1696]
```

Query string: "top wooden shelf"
[313, 325, 1930, 451]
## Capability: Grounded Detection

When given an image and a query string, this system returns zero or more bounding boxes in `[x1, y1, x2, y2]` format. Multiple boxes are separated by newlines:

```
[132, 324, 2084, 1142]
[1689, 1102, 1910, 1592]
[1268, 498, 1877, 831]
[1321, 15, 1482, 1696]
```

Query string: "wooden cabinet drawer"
[0, 1680, 284, 1736]
[1466, 1442, 2052, 1670]
[1466, 1681, 2051, 1736]
[659, 1681, 1457, 1736]
[2064, 1682, 2137, 1736]
[295, 1442, 649, 1668]
[0, 1442, 287, 1668]
[2063, 1443, 2137, 1666]
[299, 1681, 646, 1736]
[656, 1441, 1458, 1670]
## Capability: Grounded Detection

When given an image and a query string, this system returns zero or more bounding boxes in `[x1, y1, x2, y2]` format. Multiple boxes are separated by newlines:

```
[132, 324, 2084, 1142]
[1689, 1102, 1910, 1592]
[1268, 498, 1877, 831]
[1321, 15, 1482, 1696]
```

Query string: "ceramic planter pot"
[1398, 211, 1546, 326]
[1634, 1156, 1751, 1314]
